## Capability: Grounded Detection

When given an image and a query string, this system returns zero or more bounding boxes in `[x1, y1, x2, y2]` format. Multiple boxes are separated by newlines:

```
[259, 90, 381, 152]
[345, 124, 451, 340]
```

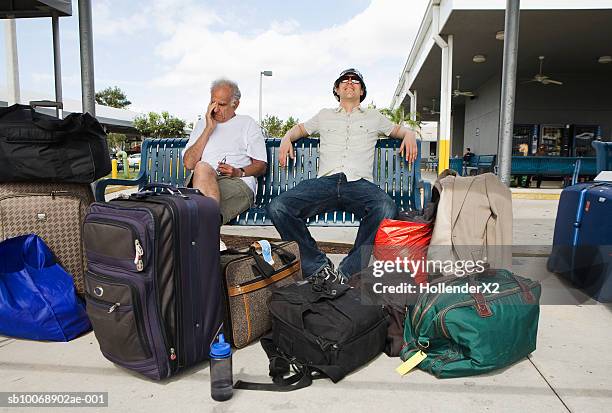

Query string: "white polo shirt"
[303, 106, 395, 182]
[184, 114, 267, 194]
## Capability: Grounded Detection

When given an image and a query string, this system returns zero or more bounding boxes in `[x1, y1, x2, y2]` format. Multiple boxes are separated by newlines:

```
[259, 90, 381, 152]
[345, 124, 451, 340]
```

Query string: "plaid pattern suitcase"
[0, 182, 94, 294]
[220, 241, 302, 348]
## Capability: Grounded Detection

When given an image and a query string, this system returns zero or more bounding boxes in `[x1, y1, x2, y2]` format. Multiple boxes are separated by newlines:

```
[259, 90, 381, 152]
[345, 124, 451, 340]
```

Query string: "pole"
[259, 72, 263, 125]
[4, 19, 20, 105]
[437, 35, 453, 173]
[497, 0, 521, 185]
[52, 13, 63, 118]
[78, 0, 96, 116]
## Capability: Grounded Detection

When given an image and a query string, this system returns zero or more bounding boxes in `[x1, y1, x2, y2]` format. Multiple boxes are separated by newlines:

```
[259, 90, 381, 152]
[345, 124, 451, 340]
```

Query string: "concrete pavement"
[2, 193, 611, 413]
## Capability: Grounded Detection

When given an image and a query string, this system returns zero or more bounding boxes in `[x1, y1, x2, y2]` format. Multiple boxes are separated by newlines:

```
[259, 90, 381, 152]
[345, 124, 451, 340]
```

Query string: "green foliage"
[133, 111, 187, 138]
[261, 114, 300, 137]
[261, 115, 284, 137]
[95, 86, 131, 108]
[380, 107, 423, 136]
[107, 132, 127, 151]
[281, 116, 299, 136]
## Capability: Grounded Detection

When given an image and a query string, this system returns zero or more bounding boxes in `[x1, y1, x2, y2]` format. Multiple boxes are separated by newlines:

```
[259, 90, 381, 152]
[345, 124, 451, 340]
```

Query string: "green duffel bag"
[400, 269, 541, 378]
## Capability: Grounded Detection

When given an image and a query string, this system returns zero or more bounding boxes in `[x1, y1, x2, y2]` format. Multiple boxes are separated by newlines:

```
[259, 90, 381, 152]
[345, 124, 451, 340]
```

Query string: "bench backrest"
[475, 154, 496, 167]
[137, 137, 425, 225]
[592, 141, 612, 173]
[511, 156, 596, 175]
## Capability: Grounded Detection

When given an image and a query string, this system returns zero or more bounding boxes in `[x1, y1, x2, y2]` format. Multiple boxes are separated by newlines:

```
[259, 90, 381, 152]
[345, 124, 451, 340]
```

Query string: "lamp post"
[259, 70, 273, 125]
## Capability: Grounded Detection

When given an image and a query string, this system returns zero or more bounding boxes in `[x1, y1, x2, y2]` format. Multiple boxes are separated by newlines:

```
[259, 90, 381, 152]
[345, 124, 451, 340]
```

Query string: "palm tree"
[380, 107, 422, 136]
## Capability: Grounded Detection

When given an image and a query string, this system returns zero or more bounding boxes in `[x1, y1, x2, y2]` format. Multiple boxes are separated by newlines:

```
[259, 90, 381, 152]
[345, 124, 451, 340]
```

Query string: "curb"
[512, 192, 560, 200]
[104, 185, 134, 195]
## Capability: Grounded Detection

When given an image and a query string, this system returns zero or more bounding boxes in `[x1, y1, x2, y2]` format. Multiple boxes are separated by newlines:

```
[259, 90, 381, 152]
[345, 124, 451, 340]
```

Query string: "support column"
[52, 13, 63, 118]
[438, 35, 453, 174]
[78, 0, 96, 116]
[4, 19, 20, 105]
[497, 0, 521, 185]
[409, 90, 417, 121]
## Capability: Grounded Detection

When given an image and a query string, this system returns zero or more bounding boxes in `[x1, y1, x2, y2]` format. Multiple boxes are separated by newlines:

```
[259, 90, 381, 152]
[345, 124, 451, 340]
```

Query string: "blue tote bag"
[0, 234, 91, 341]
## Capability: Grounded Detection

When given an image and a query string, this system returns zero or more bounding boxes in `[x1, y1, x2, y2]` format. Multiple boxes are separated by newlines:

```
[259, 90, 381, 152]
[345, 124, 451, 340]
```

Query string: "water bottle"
[209, 333, 233, 401]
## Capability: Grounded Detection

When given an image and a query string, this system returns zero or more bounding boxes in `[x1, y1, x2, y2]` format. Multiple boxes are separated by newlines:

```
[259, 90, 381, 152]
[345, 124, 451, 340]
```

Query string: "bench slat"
[95, 137, 427, 226]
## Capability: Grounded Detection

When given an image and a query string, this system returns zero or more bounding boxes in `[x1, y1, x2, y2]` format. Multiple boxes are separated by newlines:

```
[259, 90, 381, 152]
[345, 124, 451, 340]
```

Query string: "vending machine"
[513, 124, 539, 155]
[570, 125, 601, 157]
[538, 124, 571, 157]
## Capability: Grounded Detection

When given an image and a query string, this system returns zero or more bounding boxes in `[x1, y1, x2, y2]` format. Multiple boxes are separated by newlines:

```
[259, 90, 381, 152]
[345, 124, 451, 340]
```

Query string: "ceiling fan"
[524, 56, 563, 85]
[453, 75, 475, 97]
[422, 98, 440, 115]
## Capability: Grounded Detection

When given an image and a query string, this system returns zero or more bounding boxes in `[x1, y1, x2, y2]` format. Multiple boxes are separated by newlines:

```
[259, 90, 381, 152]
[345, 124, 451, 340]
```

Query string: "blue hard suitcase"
[547, 182, 612, 302]
[82, 184, 222, 379]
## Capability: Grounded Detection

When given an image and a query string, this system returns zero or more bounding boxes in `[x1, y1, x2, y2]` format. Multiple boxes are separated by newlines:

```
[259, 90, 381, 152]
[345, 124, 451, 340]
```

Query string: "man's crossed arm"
[278, 123, 418, 167]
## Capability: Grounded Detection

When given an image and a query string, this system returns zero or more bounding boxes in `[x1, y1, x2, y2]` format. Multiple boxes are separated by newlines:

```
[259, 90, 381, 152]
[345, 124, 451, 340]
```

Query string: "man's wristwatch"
[239, 167, 246, 177]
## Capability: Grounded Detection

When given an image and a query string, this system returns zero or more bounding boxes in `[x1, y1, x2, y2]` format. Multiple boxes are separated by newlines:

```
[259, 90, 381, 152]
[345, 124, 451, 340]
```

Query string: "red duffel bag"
[373, 218, 433, 284]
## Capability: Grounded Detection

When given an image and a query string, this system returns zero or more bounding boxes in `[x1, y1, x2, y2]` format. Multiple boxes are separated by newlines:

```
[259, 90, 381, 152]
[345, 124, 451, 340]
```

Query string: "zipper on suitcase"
[436, 282, 538, 339]
[84, 218, 147, 271]
[165, 198, 184, 370]
[133, 197, 184, 372]
[143, 206, 177, 377]
[90, 202, 174, 377]
[85, 272, 153, 359]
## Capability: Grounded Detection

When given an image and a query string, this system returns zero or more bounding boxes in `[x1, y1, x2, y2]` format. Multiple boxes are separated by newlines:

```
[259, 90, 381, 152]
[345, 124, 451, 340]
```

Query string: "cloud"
[269, 19, 300, 34]
[92, 0, 149, 37]
[96, 0, 428, 123]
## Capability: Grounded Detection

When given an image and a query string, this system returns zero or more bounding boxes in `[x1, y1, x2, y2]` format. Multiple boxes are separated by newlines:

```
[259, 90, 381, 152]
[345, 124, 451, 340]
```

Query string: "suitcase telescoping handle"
[140, 183, 202, 197]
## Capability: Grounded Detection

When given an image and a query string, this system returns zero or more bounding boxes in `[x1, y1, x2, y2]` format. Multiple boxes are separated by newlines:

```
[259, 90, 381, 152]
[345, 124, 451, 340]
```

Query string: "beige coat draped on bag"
[429, 173, 513, 270]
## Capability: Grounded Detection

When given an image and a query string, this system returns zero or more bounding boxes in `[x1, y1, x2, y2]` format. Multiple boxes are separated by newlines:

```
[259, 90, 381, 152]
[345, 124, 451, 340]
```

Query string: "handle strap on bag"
[233, 335, 322, 392]
[248, 244, 296, 279]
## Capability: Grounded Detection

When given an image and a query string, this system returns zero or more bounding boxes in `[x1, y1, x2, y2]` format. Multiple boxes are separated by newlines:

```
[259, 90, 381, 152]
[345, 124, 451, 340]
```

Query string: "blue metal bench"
[445, 155, 495, 176]
[511, 156, 596, 187]
[464, 154, 497, 175]
[592, 141, 612, 173]
[442, 155, 596, 186]
[95, 137, 429, 226]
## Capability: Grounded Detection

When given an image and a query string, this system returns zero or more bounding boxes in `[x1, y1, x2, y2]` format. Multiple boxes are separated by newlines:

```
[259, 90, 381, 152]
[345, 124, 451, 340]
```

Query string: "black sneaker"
[313, 263, 348, 285]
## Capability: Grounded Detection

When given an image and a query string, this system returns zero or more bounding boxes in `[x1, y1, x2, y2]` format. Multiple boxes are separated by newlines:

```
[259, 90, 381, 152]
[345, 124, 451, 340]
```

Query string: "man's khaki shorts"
[217, 176, 254, 224]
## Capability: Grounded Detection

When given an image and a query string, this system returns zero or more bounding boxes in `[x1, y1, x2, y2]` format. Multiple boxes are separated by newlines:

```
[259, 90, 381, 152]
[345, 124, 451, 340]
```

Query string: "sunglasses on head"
[339, 76, 361, 85]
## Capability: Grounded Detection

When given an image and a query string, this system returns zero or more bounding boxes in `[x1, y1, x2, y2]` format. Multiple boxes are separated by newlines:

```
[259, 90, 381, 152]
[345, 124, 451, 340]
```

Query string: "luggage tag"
[251, 240, 274, 265]
[396, 350, 427, 376]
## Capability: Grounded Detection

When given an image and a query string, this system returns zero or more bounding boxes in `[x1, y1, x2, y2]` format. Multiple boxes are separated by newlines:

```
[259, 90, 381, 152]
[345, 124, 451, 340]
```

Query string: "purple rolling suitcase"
[547, 182, 612, 302]
[83, 184, 222, 379]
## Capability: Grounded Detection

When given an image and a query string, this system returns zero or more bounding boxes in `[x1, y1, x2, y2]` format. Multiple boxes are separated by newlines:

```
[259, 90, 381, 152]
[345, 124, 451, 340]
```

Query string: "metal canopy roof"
[0, 0, 71, 19]
[398, 8, 612, 121]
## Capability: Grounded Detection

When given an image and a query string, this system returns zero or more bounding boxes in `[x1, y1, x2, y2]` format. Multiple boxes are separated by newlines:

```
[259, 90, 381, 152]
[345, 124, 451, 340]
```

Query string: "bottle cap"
[209, 333, 231, 358]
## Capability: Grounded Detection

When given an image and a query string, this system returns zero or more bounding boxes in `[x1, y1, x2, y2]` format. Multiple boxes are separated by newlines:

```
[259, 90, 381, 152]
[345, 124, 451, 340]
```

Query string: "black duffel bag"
[0, 104, 111, 183]
[235, 277, 388, 391]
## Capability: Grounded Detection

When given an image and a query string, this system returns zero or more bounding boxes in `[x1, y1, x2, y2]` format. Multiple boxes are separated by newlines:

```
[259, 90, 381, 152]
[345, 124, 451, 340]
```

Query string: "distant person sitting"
[463, 147, 475, 163]
[518, 143, 529, 156]
[183, 78, 267, 231]
[535, 145, 547, 156]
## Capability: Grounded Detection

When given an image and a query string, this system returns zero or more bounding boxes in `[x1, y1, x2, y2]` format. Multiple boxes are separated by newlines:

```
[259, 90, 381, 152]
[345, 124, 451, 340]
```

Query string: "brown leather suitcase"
[220, 241, 302, 348]
[0, 182, 94, 294]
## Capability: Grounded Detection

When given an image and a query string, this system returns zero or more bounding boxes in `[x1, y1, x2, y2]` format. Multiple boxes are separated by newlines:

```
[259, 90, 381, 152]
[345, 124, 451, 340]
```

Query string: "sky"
[0, 0, 429, 124]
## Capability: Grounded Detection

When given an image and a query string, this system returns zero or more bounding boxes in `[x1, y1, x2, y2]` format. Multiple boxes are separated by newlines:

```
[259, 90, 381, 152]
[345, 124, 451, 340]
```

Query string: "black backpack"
[235, 278, 388, 391]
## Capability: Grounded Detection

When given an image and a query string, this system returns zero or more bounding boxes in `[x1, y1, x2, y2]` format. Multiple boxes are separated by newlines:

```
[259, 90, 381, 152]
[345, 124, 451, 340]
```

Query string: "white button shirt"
[303, 106, 396, 182]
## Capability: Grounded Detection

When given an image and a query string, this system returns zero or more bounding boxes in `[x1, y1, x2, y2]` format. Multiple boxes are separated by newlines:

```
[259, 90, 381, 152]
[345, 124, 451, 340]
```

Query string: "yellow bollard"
[111, 159, 118, 179]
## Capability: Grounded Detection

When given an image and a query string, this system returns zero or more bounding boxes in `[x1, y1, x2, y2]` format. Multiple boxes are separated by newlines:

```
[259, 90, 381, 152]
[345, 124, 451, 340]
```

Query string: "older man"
[267, 68, 418, 281]
[184, 79, 267, 228]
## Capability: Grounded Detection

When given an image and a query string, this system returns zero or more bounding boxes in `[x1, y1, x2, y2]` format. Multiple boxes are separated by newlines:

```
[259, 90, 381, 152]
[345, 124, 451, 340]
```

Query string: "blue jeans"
[267, 173, 398, 278]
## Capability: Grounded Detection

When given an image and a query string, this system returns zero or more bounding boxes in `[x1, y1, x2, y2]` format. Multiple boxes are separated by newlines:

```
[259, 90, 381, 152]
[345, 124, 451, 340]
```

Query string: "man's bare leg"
[191, 161, 220, 203]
